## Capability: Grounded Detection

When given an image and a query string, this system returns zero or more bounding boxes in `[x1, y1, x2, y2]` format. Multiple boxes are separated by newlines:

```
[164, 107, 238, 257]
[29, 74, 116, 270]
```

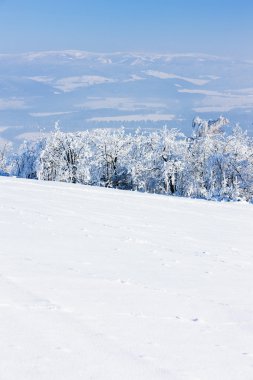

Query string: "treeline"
[2, 116, 253, 202]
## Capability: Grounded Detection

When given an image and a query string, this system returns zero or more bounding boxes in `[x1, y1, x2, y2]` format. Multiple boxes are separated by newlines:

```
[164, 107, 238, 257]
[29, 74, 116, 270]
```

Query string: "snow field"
[0, 177, 253, 379]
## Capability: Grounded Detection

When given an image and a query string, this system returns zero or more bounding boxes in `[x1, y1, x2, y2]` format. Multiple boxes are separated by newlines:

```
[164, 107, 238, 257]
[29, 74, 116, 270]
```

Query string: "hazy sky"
[0, 0, 252, 58]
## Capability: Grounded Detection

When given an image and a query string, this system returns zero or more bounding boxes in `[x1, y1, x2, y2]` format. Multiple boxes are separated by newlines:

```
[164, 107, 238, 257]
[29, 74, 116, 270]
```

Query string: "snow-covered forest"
[1, 116, 253, 202]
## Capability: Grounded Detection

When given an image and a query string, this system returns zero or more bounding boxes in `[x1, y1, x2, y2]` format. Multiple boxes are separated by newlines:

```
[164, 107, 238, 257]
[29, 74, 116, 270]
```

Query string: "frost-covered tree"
[38, 129, 91, 184]
[89, 128, 131, 188]
[192, 116, 229, 138]
[11, 118, 253, 203]
[219, 125, 253, 200]
[159, 128, 186, 194]
[127, 130, 161, 192]
[11, 139, 43, 179]
[0, 142, 12, 176]
[182, 118, 253, 201]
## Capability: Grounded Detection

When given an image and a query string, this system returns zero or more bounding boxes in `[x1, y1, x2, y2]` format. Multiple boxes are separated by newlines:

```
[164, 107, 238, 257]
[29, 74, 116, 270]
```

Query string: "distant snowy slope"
[0, 177, 253, 380]
[1, 51, 253, 143]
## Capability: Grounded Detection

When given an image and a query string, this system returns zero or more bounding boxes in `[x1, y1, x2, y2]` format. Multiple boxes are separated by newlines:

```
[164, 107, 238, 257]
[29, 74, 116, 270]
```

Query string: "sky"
[0, 0, 252, 58]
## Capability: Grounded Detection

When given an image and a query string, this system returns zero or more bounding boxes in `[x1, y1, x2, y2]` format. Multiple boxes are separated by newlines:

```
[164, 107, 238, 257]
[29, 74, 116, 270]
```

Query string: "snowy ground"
[0, 177, 253, 380]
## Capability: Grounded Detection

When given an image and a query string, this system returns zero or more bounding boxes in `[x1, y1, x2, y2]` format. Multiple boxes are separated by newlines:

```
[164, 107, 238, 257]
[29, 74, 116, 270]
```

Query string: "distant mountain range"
[1, 50, 253, 144]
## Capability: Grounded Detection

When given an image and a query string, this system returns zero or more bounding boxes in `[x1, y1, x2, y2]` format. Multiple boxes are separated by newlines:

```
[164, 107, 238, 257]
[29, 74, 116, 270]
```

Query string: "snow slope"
[0, 177, 253, 380]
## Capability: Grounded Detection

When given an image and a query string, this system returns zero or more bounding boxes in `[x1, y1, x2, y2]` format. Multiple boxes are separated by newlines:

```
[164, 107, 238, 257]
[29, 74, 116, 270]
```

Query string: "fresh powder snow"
[0, 177, 253, 379]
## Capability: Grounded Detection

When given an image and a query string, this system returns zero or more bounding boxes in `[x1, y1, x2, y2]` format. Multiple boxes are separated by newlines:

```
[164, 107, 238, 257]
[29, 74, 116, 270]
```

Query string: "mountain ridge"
[0, 50, 253, 144]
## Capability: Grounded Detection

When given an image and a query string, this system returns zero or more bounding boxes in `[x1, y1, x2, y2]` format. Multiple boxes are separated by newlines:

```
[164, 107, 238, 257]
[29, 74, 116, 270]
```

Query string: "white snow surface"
[0, 177, 253, 380]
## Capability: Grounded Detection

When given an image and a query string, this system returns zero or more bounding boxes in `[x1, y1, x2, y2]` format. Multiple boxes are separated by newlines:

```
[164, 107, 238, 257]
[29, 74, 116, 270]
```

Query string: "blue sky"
[0, 0, 252, 57]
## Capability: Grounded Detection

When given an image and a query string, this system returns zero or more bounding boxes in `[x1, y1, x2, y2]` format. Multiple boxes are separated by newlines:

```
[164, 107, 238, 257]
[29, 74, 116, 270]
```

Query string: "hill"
[1, 51, 253, 144]
[0, 177, 253, 379]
